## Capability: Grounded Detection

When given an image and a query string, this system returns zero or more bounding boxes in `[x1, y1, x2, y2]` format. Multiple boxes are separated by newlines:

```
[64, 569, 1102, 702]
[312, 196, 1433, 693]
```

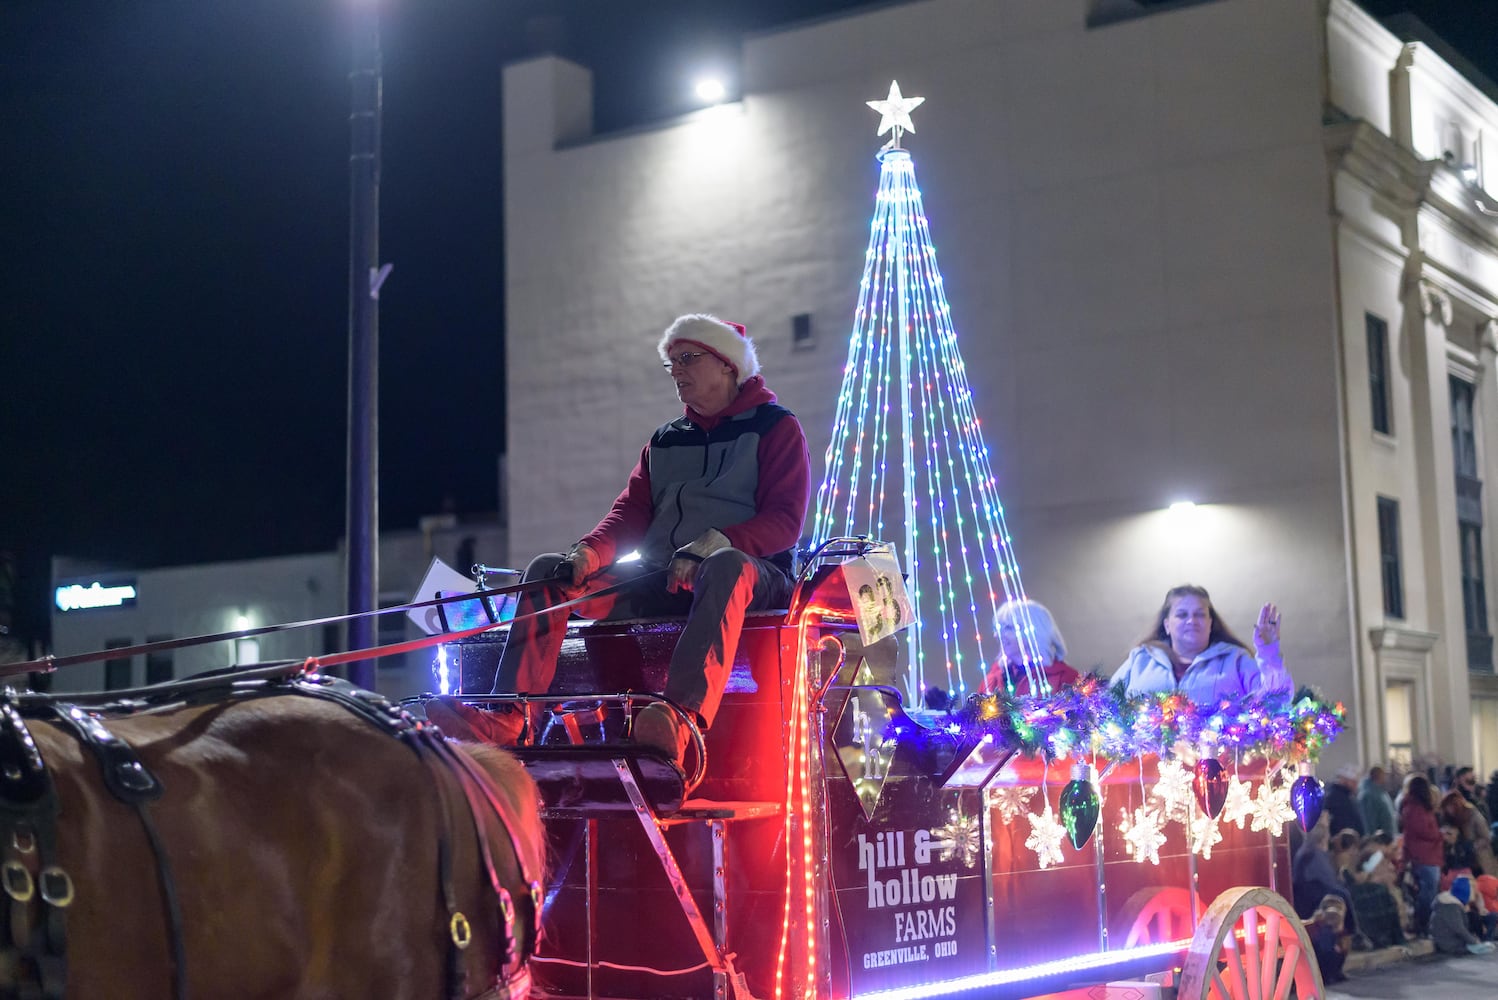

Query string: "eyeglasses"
[663, 351, 710, 371]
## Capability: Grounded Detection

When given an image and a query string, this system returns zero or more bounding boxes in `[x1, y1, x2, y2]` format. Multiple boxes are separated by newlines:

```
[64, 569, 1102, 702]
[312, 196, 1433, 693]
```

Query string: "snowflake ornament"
[1188, 812, 1223, 860]
[1151, 758, 1196, 826]
[988, 784, 1037, 823]
[1221, 774, 1256, 829]
[1024, 803, 1067, 870]
[1119, 805, 1168, 865]
[931, 809, 983, 869]
[1249, 776, 1296, 837]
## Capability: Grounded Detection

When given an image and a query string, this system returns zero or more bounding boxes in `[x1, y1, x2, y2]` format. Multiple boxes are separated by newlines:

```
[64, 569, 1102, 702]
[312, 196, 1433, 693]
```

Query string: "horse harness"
[0, 666, 542, 1000]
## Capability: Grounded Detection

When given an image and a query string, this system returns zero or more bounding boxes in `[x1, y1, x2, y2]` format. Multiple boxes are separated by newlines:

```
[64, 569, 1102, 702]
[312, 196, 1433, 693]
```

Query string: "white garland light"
[988, 784, 1037, 823]
[1024, 802, 1067, 870]
[1119, 805, 1167, 866]
[1188, 812, 1223, 860]
[1150, 758, 1195, 827]
[1221, 774, 1256, 829]
[1249, 776, 1296, 837]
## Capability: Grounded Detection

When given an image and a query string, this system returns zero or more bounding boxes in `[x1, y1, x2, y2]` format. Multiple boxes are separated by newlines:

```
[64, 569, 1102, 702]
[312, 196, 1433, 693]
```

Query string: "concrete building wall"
[502, 0, 1352, 731]
[49, 518, 508, 700]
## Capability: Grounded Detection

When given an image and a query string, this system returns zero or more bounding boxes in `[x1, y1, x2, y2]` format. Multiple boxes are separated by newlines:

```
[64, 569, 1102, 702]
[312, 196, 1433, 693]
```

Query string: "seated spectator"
[1328, 827, 1361, 880]
[1431, 876, 1496, 955]
[1306, 895, 1349, 984]
[984, 599, 1080, 697]
[1294, 816, 1355, 930]
[1347, 847, 1406, 949]
[1324, 764, 1366, 836]
[1478, 874, 1498, 936]
[1442, 821, 1479, 880]
[1441, 788, 1497, 876]
[1111, 585, 1292, 700]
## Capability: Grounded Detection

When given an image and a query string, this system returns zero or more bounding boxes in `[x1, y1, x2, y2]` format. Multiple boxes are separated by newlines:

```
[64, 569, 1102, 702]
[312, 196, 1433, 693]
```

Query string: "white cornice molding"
[1401, 42, 1498, 128]
[1369, 625, 1440, 652]
[1326, 0, 1402, 61]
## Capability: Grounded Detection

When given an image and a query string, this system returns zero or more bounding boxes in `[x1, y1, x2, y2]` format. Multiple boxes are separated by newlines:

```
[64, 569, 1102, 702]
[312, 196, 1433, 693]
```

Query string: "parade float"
[432, 84, 1346, 1000]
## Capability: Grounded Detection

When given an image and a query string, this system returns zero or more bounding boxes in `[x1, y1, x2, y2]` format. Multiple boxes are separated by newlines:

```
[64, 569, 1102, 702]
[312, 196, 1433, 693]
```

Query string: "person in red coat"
[983, 599, 1080, 697]
[1401, 773, 1444, 934]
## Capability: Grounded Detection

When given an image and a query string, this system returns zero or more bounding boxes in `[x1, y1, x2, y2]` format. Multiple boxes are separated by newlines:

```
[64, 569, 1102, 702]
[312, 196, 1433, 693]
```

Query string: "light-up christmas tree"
[813, 82, 1040, 704]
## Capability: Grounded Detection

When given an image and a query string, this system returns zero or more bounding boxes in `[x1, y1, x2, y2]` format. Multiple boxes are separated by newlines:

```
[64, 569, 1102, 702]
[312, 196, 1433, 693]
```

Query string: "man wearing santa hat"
[427, 314, 810, 768]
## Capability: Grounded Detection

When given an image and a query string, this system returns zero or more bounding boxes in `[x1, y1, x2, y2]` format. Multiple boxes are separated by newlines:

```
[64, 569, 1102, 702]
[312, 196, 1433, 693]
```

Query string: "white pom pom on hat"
[658, 314, 760, 384]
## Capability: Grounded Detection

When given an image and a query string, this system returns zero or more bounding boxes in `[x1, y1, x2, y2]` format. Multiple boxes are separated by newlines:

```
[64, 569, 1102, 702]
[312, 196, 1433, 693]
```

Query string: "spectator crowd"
[1291, 761, 1498, 980]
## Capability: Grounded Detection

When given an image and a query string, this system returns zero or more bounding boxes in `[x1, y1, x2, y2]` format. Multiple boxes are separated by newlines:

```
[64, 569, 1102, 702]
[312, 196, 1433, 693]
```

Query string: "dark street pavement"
[1327, 950, 1498, 998]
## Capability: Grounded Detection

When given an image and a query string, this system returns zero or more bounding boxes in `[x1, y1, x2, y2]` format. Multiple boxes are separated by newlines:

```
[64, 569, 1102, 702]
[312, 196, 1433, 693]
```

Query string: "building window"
[1385, 681, 1415, 770]
[1451, 375, 1490, 670]
[1451, 376, 1478, 477]
[145, 636, 174, 685]
[792, 313, 815, 351]
[1464, 524, 1493, 672]
[104, 638, 133, 690]
[1367, 313, 1391, 435]
[1377, 496, 1404, 620]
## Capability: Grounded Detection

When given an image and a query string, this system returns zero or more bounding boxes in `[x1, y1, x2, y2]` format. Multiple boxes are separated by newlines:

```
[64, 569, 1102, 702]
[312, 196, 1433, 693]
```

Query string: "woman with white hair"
[984, 599, 1080, 697]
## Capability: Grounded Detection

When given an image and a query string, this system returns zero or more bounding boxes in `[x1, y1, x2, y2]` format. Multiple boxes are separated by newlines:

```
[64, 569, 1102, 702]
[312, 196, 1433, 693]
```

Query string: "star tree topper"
[867, 80, 925, 148]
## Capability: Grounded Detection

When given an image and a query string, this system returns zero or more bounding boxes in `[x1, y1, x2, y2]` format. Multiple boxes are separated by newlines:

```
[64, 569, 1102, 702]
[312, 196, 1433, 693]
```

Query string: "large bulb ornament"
[1059, 762, 1101, 850]
[1290, 761, 1324, 832]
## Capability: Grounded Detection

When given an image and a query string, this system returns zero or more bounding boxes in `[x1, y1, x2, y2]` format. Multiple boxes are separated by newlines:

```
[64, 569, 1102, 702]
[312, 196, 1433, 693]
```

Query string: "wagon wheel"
[1176, 886, 1325, 1000]
[1119, 886, 1196, 947]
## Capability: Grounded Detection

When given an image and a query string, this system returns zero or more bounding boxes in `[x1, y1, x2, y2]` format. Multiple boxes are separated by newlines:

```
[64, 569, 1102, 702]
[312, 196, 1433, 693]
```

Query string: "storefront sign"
[55, 581, 138, 612]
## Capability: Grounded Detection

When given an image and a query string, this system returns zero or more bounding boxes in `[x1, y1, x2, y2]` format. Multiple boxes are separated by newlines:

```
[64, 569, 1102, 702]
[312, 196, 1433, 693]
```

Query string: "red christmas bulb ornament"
[1193, 757, 1228, 819]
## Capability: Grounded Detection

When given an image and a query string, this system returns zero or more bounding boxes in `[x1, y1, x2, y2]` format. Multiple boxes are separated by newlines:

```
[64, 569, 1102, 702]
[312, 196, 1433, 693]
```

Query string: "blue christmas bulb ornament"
[1290, 761, 1324, 832]
[1060, 762, 1101, 850]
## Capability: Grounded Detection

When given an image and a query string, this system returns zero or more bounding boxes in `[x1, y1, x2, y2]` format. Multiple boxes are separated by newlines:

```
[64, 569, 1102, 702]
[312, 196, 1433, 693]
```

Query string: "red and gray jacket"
[582, 377, 810, 571]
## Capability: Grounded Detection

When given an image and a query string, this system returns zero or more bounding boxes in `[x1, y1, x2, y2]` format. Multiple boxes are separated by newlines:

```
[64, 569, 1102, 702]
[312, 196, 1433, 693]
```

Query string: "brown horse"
[2, 672, 545, 999]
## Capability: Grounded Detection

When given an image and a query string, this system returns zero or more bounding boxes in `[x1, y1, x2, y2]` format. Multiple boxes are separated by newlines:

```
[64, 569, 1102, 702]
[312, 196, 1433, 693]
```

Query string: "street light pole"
[344, 0, 382, 690]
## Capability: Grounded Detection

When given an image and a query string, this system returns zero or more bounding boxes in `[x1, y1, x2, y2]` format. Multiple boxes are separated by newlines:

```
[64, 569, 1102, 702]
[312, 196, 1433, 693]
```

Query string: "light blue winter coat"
[1110, 640, 1292, 702]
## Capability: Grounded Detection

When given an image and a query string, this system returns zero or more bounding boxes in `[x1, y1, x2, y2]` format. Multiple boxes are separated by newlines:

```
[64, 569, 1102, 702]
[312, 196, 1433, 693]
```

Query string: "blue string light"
[814, 148, 1041, 702]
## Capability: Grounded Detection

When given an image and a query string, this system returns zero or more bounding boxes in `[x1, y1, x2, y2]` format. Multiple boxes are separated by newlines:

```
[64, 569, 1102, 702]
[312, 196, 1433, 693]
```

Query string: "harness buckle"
[449, 911, 472, 949]
[2, 860, 33, 902]
[38, 867, 72, 908]
[12, 828, 34, 854]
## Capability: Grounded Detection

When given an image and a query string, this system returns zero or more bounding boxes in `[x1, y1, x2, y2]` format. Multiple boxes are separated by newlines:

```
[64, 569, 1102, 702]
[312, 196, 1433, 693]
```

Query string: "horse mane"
[454, 740, 548, 887]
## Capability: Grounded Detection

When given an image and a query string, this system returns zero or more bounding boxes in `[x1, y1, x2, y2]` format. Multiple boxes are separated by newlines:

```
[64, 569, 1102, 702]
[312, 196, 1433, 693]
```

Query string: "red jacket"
[984, 659, 1081, 697]
[1400, 798, 1443, 868]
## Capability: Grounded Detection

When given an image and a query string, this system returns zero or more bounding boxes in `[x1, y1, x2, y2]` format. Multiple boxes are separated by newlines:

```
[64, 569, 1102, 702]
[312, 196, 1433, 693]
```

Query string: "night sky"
[1, 0, 1493, 646]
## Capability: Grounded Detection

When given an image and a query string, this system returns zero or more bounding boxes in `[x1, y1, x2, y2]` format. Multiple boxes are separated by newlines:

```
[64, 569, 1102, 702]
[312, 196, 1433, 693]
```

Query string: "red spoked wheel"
[1176, 887, 1325, 1000]
[1119, 886, 1196, 948]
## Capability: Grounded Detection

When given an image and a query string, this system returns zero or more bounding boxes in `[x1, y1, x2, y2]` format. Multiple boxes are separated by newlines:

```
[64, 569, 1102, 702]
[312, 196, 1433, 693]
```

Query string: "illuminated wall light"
[235, 614, 252, 631]
[1168, 501, 1197, 514]
[694, 77, 726, 104]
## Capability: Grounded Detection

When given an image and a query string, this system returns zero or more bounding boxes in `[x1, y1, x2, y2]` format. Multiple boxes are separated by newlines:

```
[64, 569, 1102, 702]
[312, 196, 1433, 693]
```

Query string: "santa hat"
[658, 314, 760, 385]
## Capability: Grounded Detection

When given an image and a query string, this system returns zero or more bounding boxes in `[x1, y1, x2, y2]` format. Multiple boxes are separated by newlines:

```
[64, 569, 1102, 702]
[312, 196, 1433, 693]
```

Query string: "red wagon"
[436, 547, 1330, 1000]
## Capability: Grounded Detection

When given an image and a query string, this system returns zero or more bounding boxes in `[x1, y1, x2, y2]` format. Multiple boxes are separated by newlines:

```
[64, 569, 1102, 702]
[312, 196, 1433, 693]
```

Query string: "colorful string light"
[813, 147, 1038, 703]
[953, 678, 1345, 764]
